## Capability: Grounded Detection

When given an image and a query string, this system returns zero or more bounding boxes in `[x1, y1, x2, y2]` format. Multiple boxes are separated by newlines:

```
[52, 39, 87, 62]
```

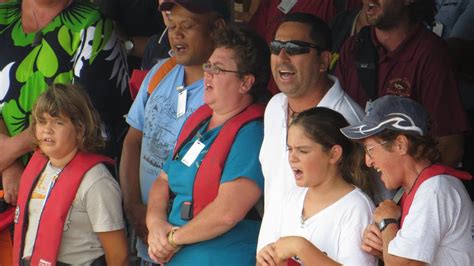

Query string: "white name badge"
[177, 87, 187, 118]
[433, 21, 444, 37]
[278, 0, 297, 14]
[181, 139, 205, 167]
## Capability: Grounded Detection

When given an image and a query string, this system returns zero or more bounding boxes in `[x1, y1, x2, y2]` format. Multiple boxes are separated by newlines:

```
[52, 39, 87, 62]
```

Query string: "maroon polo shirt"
[335, 24, 470, 137]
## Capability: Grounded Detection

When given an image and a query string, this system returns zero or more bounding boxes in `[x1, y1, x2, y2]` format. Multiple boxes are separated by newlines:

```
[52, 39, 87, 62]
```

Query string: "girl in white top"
[257, 107, 376, 266]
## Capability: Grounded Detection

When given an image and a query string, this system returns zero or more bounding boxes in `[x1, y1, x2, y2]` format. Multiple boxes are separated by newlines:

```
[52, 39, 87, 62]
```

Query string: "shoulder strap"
[173, 104, 213, 159]
[192, 104, 265, 216]
[399, 164, 472, 227]
[147, 57, 178, 95]
[355, 26, 378, 100]
[13, 150, 48, 266]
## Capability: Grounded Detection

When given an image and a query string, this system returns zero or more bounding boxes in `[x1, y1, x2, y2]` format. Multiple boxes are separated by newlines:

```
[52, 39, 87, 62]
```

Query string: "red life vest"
[399, 164, 472, 227]
[173, 103, 264, 217]
[13, 150, 113, 266]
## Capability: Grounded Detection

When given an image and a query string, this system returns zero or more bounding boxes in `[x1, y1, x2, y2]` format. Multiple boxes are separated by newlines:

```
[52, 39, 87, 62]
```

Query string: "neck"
[374, 18, 416, 52]
[401, 159, 432, 193]
[307, 170, 351, 198]
[287, 76, 332, 114]
[22, 0, 71, 33]
[208, 96, 253, 130]
[184, 64, 205, 86]
[49, 148, 78, 169]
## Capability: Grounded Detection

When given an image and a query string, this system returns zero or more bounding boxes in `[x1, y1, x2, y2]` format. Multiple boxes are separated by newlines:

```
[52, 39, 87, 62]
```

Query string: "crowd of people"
[0, 0, 472, 265]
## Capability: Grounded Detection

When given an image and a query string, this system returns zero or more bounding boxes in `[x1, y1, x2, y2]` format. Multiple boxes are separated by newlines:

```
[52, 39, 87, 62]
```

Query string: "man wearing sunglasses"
[335, 0, 470, 168]
[257, 12, 366, 253]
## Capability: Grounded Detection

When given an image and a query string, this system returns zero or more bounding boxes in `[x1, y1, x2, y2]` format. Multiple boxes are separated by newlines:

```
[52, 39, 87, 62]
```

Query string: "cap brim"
[159, 2, 175, 11]
[340, 123, 385, 140]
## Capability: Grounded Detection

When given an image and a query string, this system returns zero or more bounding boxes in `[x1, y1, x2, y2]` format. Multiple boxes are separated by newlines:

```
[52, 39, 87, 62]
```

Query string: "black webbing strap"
[355, 26, 379, 100]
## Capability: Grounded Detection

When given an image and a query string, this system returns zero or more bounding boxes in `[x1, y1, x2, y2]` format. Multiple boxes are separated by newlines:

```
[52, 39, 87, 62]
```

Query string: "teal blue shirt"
[163, 119, 264, 266]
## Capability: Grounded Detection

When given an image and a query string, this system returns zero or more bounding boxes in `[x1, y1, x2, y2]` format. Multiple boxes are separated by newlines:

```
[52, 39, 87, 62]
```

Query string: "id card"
[177, 86, 187, 118]
[181, 139, 205, 167]
[432, 21, 444, 37]
[278, 0, 297, 14]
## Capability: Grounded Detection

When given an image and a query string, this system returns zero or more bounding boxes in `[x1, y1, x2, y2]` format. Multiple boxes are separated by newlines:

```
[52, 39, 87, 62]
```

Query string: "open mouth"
[279, 70, 295, 80]
[173, 44, 187, 54]
[292, 168, 303, 180]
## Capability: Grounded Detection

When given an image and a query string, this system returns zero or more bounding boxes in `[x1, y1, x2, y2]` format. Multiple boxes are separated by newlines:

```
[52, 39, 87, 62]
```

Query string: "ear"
[213, 18, 226, 30]
[319, 51, 332, 73]
[76, 126, 85, 142]
[394, 135, 409, 155]
[329, 144, 343, 165]
[239, 74, 255, 94]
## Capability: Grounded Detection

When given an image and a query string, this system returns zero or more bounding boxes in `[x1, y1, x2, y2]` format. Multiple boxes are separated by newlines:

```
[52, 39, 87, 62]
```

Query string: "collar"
[371, 23, 425, 63]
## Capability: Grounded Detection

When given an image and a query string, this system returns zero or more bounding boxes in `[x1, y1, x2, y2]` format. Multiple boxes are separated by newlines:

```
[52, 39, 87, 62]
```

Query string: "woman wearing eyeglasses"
[340, 95, 472, 266]
[146, 25, 270, 266]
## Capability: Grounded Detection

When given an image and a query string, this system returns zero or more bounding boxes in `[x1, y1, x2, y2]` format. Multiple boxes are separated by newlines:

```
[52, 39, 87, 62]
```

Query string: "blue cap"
[341, 95, 429, 140]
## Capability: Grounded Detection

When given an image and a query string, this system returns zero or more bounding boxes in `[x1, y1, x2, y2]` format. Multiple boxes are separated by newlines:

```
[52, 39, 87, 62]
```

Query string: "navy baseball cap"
[159, 0, 230, 19]
[341, 95, 429, 140]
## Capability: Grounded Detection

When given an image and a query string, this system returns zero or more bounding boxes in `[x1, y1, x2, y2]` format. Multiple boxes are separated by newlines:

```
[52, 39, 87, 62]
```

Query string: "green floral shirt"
[0, 0, 129, 141]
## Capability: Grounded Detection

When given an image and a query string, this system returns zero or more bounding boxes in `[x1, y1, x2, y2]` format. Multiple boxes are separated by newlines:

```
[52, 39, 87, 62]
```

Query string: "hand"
[147, 219, 176, 264]
[1, 162, 24, 205]
[125, 203, 148, 244]
[273, 236, 302, 261]
[256, 243, 279, 266]
[361, 223, 383, 258]
[373, 200, 401, 224]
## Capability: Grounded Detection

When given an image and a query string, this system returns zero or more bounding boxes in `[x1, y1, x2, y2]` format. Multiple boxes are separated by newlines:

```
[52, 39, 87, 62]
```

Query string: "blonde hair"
[31, 83, 105, 153]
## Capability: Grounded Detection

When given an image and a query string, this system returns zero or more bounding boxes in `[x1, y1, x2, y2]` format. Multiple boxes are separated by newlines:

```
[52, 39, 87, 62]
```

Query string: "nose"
[203, 70, 213, 82]
[365, 153, 373, 168]
[277, 48, 290, 61]
[288, 150, 298, 164]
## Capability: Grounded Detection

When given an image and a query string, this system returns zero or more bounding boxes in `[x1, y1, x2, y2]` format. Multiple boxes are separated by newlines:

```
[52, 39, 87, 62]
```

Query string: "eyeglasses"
[270, 40, 321, 56]
[364, 141, 391, 158]
[203, 62, 243, 75]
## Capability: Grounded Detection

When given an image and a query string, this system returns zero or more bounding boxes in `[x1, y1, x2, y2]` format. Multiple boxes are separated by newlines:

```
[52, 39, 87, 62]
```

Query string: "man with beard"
[119, 1, 227, 265]
[257, 12, 366, 252]
[335, 0, 470, 167]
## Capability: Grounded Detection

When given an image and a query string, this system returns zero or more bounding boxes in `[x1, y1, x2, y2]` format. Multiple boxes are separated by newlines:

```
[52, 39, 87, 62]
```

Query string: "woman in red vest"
[146, 25, 270, 265]
[341, 95, 473, 265]
[13, 84, 128, 265]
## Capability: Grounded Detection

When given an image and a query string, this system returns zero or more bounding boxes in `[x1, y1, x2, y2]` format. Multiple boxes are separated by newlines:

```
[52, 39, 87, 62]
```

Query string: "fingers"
[256, 244, 278, 266]
[4, 189, 17, 205]
[362, 224, 383, 252]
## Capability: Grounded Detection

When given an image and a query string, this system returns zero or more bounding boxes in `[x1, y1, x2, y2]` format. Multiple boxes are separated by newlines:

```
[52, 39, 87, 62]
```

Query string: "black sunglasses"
[270, 40, 321, 56]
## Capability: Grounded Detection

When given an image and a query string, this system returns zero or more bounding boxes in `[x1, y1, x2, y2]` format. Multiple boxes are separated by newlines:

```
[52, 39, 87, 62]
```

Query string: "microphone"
[32, 31, 43, 47]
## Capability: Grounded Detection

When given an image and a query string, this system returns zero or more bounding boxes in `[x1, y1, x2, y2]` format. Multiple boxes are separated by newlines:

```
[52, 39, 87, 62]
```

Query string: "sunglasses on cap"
[270, 40, 321, 56]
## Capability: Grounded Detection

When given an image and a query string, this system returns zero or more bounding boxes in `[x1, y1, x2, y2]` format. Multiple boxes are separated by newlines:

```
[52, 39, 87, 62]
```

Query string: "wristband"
[167, 227, 181, 249]
[378, 218, 399, 232]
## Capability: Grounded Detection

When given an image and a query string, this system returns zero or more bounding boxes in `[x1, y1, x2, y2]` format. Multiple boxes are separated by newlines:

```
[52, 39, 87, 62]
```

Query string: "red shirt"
[335, 24, 470, 136]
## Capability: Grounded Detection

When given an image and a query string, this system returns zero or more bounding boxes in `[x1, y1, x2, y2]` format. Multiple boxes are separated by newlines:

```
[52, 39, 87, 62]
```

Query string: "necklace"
[288, 103, 300, 122]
